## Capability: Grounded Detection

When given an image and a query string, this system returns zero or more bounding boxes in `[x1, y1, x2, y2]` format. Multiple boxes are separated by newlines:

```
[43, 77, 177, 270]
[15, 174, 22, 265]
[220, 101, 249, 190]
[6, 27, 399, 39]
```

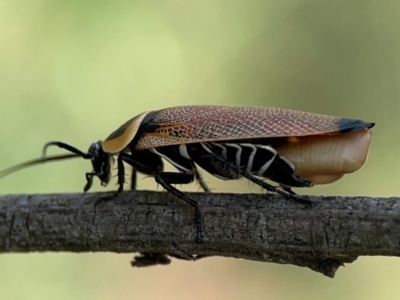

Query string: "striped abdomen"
[149, 141, 310, 188]
[146, 127, 371, 188]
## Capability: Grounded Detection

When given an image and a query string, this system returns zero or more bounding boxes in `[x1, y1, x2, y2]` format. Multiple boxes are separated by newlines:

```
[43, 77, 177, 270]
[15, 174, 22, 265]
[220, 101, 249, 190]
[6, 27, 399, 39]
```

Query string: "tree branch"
[0, 191, 399, 277]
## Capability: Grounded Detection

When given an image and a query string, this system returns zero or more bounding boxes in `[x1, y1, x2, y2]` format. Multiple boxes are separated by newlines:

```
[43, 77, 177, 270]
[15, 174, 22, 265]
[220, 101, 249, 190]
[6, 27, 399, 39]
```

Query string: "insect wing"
[135, 105, 374, 150]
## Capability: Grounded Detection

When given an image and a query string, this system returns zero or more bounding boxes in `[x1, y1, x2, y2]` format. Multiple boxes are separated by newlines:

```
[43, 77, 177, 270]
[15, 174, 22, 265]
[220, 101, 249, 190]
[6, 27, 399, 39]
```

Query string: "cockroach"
[0, 105, 374, 243]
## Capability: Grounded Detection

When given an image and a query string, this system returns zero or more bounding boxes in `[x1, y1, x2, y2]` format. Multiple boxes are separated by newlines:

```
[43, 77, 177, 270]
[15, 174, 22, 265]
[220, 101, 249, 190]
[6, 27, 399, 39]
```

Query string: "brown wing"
[135, 105, 374, 150]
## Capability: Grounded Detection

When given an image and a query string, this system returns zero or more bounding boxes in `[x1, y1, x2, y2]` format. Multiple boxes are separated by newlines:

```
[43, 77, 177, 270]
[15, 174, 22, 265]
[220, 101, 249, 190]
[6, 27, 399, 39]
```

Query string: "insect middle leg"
[130, 167, 176, 267]
[130, 164, 209, 266]
[121, 152, 204, 243]
[194, 168, 211, 192]
[153, 172, 203, 243]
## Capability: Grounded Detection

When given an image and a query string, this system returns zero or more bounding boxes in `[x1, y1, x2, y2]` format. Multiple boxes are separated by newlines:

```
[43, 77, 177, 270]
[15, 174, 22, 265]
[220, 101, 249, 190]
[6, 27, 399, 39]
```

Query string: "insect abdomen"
[276, 129, 372, 184]
[173, 142, 309, 187]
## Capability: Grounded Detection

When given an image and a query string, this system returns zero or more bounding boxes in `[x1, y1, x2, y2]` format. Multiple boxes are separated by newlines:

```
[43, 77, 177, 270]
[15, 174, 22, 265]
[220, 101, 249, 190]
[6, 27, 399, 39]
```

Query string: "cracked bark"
[0, 190, 399, 278]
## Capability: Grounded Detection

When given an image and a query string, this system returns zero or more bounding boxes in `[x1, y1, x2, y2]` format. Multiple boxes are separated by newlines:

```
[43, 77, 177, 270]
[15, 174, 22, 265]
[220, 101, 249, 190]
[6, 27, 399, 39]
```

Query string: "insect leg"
[195, 168, 211, 192]
[131, 250, 206, 268]
[93, 155, 125, 225]
[130, 151, 208, 265]
[97, 154, 125, 204]
[280, 186, 297, 195]
[209, 151, 314, 205]
[126, 164, 170, 267]
[120, 152, 203, 242]
[94, 151, 163, 228]
[130, 168, 137, 190]
[130, 168, 206, 264]
[129, 166, 174, 268]
[84, 172, 96, 192]
[150, 146, 211, 192]
[154, 172, 203, 243]
[131, 253, 172, 267]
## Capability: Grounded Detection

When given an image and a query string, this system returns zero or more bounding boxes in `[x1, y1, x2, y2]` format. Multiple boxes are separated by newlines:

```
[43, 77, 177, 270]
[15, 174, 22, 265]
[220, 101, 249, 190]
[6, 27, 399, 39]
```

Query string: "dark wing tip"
[337, 118, 375, 133]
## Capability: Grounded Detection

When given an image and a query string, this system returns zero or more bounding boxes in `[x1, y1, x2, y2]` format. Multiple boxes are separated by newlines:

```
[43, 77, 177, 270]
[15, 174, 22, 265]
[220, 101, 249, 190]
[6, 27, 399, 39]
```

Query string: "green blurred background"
[1, 0, 399, 299]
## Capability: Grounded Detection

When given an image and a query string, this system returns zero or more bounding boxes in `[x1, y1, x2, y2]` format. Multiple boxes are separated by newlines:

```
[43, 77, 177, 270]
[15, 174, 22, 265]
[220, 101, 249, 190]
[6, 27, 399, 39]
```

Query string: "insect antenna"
[0, 141, 91, 180]
[42, 141, 91, 158]
[0, 153, 81, 179]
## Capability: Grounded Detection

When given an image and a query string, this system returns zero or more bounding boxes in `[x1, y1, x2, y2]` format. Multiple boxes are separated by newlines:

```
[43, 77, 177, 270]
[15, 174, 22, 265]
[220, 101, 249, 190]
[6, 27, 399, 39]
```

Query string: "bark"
[0, 190, 399, 277]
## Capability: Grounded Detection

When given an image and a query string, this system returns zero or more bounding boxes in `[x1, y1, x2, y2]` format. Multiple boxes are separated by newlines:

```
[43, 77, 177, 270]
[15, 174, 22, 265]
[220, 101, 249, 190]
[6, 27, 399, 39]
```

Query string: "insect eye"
[88, 142, 102, 159]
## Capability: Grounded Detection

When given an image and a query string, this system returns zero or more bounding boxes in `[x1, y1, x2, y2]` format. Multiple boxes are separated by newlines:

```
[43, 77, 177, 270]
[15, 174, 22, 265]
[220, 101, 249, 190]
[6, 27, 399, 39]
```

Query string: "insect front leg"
[92, 155, 126, 226]
[84, 172, 96, 192]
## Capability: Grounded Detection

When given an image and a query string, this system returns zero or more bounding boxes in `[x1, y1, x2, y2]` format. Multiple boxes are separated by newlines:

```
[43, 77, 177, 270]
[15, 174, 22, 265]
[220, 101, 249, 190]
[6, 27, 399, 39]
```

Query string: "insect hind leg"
[280, 185, 297, 195]
[208, 151, 314, 206]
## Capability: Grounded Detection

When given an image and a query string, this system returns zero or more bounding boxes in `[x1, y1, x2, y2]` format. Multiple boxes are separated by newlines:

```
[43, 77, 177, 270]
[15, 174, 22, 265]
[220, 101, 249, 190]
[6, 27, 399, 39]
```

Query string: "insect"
[0, 105, 374, 243]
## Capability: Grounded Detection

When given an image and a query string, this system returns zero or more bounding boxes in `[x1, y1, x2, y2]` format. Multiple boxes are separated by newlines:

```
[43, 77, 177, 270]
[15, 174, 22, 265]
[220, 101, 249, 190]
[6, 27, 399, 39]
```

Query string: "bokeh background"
[1, 1, 399, 299]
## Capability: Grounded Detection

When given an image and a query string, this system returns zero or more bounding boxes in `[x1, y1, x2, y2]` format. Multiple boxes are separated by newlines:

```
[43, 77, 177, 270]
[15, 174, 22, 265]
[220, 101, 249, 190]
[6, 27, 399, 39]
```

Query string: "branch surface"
[0, 191, 399, 277]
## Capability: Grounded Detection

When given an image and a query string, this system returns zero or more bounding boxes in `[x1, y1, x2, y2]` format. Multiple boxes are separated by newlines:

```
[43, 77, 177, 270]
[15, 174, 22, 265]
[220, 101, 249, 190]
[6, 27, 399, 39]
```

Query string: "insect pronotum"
[0, 105, 374, 243]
